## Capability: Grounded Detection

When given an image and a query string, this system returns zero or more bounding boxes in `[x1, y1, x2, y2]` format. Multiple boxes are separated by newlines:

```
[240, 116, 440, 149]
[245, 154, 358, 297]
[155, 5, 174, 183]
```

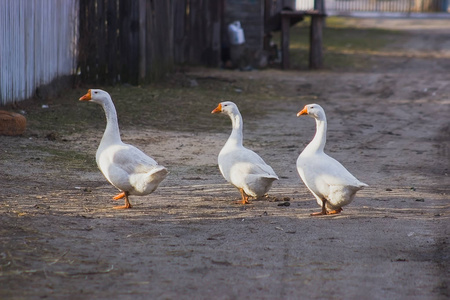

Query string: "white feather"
[296, 104, 367, 211]
[213, 101, 278, 199]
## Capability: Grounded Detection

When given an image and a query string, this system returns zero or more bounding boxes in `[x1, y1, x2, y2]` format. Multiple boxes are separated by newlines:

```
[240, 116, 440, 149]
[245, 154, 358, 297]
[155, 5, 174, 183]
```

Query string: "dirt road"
[1, 18, 449, 299]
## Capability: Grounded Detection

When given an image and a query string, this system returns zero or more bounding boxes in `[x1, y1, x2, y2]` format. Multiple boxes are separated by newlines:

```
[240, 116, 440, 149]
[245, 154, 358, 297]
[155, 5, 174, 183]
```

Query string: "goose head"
[79, 89, 111, 105]
[211, 101, 239, 116]
[297, 103, 326, 120]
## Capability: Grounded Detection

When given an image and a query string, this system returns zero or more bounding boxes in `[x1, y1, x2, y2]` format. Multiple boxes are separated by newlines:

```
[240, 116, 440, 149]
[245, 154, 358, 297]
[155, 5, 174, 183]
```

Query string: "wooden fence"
[78, 0, 223, 85]
[0, 0, 223, 105]
[0, 0, 79, 106]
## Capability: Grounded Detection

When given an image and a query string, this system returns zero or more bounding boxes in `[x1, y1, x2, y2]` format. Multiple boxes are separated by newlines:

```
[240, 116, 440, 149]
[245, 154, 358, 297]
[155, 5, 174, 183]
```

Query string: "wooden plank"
[144, 0, 153, 81]
[96, 0, 106, 83]
[309, 15, 323, 69]
[309, 0, 324, 69]
[164, 0, 174, 72]
[119, 0, 129, 84]
[173, 0, 186, 64]
[281, 13, 290, 69]
[119, 0, 139, 85]
[145, 0, 174, 83]
[88, 0, 97, 82]
[79, 0, 96, 83]
[129, 0, 140, 85]
[189, 0, 202, 63]
[106, 0, 118, 84]
[201, 0, 222, 67]
[138, 0, 146, 81]
[76, 0, 224, 86]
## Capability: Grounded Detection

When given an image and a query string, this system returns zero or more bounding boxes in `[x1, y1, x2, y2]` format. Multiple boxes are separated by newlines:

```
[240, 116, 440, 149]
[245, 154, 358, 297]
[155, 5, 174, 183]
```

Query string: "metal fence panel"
[296, 0, 449, 12]
[0, 0, 78, 105]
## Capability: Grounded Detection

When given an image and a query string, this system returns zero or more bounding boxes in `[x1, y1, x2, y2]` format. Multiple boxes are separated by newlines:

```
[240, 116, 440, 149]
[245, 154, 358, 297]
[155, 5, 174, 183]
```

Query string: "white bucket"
[228, 21, 245, 45]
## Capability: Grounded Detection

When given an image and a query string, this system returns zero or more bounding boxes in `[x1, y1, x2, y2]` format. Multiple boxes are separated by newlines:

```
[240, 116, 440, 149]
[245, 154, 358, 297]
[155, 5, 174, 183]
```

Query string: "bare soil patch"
[1, 18, 449, 299]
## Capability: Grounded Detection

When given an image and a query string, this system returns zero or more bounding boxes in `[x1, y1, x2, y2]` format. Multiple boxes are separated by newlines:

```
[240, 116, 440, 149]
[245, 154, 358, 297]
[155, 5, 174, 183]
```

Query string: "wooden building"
[224, 0, 324, 69]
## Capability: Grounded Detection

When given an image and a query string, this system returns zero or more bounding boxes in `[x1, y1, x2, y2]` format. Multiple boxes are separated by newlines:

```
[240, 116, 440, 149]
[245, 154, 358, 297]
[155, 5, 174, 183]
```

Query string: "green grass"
[33, 146, 98, 172]
[273, 16, 405, 70]
[24, 73, 290, 137]
[8, 76, 288, 190]
[21, 17, 409, 138]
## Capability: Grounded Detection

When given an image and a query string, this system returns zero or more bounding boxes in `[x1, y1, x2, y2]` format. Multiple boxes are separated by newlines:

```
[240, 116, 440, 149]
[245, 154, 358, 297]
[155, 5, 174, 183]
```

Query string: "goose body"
[80, 89, 168, 209]
[212, 101, 278, 204]
[296, 104, 367, 215]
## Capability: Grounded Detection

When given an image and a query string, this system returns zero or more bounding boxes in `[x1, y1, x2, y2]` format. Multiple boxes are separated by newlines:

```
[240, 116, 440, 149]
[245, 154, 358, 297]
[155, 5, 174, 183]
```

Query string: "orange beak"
[297, 106, 308, 117]
[79, 89, 92, 101]
[211, 103, 222, 114]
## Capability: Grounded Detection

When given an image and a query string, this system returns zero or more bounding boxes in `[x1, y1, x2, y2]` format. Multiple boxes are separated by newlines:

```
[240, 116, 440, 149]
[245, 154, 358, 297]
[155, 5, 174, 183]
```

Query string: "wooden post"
[173, 0, 187, 64]
[119, 0, 139, 85]
[309, 16, 323, 69]
[129, 1, 140, 85]
[281, 14, 290, 69]
[309, 0, 325, 69]
[106, 0, 118, 84]
[138, 0, 146, 82]
[96, 0, 106, 83]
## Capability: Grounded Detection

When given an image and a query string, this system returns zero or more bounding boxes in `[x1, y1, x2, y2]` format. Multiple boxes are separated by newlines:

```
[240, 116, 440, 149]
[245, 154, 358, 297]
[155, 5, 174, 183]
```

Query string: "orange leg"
[310, 198, 328, 216]
[327, 207, 343, 215]
[236, 188, 250, 205]
[113, 191, 132, 209]
[113, 191, 126, 200]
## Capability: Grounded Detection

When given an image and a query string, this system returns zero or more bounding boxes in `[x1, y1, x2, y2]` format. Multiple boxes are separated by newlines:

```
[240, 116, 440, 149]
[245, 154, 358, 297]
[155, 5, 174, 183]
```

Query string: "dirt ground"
[1, 18, 449, 299]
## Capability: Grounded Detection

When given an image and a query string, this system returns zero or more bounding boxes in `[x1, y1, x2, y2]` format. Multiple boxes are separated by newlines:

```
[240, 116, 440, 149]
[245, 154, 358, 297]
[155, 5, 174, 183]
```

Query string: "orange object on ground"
[0, 110, 26, 136]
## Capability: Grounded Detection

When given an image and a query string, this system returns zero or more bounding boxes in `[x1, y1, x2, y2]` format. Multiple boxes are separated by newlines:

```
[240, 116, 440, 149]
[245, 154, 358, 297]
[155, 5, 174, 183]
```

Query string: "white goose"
[296, 104, 367, 216]
[212, 101, 278, 204]
[79, 89, 168, 209]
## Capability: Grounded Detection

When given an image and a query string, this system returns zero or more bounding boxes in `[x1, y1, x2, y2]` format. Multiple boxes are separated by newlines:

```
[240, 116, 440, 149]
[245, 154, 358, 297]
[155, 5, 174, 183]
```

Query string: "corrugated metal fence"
[296, 0, 449, 13]
[0, 0, 79, 105]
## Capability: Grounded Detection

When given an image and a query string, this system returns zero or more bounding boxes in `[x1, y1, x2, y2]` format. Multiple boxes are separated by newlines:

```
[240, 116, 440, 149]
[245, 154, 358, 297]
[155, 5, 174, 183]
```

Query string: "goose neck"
[100, 100, 122, 145]
[307, 118, 327, 153]
[227, 112, 243, 147]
